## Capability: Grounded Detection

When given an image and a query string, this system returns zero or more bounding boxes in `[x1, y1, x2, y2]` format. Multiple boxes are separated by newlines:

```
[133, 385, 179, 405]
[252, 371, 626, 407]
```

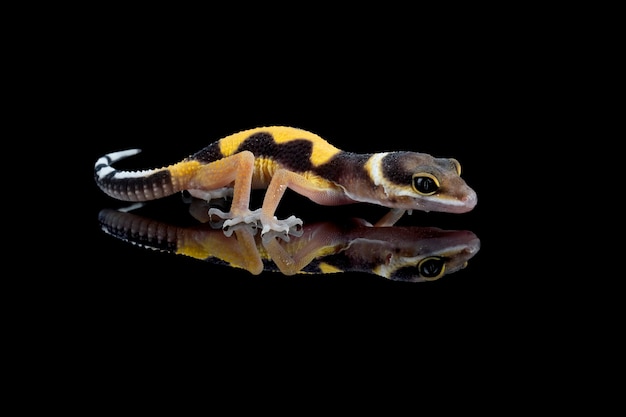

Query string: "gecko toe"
[289, 223, 304, 237]
[260, 215, 304, 239]
[261, 230, 291, 243]
[222, 222, 259, 237]
[208, 207, 228, 229]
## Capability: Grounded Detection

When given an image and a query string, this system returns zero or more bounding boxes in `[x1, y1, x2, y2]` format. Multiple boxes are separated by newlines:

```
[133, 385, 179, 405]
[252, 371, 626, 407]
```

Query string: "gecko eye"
[418, 256, 446, 281]
[450, 158, 462, 176]
[412, 173, 440, 195]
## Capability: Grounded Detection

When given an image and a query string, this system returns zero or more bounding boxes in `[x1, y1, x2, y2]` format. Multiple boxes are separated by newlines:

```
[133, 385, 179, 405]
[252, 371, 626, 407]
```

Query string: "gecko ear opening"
[412, 173, 440, 195]
[450, 158, 462, 176]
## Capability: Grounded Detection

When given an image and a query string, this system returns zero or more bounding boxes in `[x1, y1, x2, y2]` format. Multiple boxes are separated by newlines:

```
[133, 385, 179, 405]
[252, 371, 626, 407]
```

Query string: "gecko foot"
[208, 207, 303, 239]
[219, 222, 260, 238]
[260, 215, 303, 239]
[208, 207, 263, 236]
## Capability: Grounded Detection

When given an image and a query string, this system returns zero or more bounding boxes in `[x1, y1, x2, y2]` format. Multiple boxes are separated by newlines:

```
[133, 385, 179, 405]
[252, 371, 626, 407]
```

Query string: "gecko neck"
[317, 152, 382, 204]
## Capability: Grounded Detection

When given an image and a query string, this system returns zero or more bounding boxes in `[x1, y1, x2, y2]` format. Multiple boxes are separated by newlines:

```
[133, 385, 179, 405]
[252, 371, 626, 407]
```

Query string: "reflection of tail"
[98, 207, 180, 253]
[94, 149, 179, 201]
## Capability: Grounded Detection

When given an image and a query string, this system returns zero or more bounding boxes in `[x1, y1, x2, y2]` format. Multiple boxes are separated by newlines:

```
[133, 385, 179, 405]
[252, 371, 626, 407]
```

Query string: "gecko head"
[366, 152, 477, 213]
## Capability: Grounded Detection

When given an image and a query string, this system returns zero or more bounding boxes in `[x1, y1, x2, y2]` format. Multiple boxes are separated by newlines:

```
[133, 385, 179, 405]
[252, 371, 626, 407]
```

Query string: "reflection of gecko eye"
[418, 256, 446, 280]
[412, 173, 439, 195]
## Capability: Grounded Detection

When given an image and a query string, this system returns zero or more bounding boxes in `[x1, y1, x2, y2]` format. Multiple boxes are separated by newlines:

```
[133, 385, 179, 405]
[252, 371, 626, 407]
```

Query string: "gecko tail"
[94, 149, 178, 202]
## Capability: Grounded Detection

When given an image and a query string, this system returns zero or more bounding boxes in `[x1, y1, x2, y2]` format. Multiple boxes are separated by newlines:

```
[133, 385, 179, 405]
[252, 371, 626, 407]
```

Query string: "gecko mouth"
[452, 192, 478, 213]
[419, 190, 477, 214]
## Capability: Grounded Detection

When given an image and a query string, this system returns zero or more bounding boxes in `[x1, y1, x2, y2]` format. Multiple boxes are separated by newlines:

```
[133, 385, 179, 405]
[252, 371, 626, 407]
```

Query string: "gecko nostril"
[464, 191, 478, 208]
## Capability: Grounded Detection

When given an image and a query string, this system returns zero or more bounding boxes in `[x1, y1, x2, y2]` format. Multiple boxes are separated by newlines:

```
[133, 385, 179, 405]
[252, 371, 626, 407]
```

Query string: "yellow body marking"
[318, 263, 344, 274]
[253, 157, 279, 188]
[169, 160, 201, 180]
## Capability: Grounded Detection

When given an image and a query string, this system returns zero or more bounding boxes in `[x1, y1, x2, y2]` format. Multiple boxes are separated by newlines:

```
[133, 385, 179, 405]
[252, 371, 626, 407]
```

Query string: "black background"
[31, 12, 562, 400]
[14, 6, 609, 410]
[77, 53, 520, 328]
[69, 28, 525, 324]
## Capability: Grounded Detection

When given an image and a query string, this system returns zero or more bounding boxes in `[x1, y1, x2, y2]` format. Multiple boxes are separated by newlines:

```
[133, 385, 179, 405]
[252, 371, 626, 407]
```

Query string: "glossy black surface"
[62, 28, 525, 364]
[22, 11, 576, 406]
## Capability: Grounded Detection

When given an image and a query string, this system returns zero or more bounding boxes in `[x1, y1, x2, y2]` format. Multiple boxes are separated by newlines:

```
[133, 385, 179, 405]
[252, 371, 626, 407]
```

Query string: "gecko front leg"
[374, 208, 407, 227]
[256, 168, 339, 237]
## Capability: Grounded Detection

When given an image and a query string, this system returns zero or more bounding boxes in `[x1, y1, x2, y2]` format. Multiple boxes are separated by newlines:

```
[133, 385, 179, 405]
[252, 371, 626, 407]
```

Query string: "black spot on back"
[237, 132, 314, 172]
[190, 142, 223, 163]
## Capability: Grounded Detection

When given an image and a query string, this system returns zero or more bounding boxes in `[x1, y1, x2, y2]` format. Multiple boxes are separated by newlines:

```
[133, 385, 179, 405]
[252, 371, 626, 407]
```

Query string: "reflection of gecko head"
[98, 205, 480, 283]
[344, 227, 480, 283]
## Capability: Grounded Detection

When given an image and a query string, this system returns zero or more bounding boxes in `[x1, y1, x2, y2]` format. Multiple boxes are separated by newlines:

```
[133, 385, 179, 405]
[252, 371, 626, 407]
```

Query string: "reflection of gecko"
[94, 126, 477, 236]
[98, 207, 480, 282]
